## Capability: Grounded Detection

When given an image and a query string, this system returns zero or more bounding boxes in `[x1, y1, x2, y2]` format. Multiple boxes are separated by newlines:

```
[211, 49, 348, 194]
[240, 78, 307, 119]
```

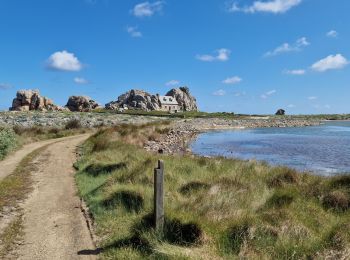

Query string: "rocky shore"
[144, 117, 321, 154]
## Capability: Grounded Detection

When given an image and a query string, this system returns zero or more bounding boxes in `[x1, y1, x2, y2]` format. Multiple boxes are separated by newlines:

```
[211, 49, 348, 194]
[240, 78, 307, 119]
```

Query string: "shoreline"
[144, 117, 321, 154]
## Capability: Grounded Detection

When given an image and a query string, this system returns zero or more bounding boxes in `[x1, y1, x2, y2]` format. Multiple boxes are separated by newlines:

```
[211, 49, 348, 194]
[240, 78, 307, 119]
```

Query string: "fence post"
[154, 160, 164, 232]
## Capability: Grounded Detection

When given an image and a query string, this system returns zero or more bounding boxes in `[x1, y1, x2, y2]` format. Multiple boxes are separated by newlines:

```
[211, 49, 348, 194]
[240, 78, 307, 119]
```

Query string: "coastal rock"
[105, 87, 198, 112]
[9, 89, 65, 112]
[105, 89, 161, 111]
[166, 87, 198, 111]
[275, 109, 286, 116]
[66, 96, 101, 112]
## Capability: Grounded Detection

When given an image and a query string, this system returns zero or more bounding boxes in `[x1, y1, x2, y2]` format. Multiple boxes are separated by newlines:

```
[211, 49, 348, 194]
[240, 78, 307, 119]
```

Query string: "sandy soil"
[0, 135, 89, 181]
[2, 135, 97, 259]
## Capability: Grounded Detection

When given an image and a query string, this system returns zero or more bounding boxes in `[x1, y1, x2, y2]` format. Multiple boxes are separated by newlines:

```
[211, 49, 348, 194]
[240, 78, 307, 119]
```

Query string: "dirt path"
[0, 135, 88, 181]
[10, 134, 97, 260]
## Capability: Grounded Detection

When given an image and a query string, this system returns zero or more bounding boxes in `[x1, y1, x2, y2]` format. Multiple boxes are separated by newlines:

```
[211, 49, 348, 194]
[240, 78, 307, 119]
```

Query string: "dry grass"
[0, 146, 46, 257]
[74, 123, 350, 259]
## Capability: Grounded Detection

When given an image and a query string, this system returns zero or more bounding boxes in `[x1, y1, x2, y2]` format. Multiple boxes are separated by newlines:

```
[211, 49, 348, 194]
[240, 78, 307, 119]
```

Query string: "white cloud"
[261, 89, 276, 99]
[165, 80, 180, 86]
[283, 69, 306, 75]
[213, 89, 226, 96]
[228, 0, 302, 14]
[126, 26, 142, 37]
[325, 104, 331, 109]
[47, 50, 82, 71]
[264, 37, 309, 57]
[222, 76, 242, 85]
[287, 104, 295, 108]
[326, 30, 338, 38]
[0, 83, 12, 90]
[132, 1, 164, 17]
[311, 54, 349, 72]
[308, 96, 317, 100]
[74, 77, 88, 84]
[196, 48, 231, 62]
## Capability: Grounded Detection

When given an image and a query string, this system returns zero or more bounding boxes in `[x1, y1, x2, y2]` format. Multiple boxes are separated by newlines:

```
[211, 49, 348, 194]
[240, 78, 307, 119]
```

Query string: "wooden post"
[154, 160, 164, 232]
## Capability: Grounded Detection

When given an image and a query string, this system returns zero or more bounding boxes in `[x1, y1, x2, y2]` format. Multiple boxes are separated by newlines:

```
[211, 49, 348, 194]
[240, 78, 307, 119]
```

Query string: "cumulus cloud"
[0, 83, 12, 90]
[222, 76, 242, 85]
[228, 0, 302, 14]
[196, 49, 231, 62]
[283, 69, 306, 75]
[264, 37, 309, 57]
[132, 1, 164, 17]
[126, 26, 142, 38]
[261, 89, 276, 99]
[47, 50, 82, 71]
[308, 96, 317, 100]
[165, 80, 180, 86]
[74, 77, 88, 84]
[213, 89, 226, 96]
[311, 54, 348, 72]
[287, 104, 295, 108]
[326, 30, 338, 38]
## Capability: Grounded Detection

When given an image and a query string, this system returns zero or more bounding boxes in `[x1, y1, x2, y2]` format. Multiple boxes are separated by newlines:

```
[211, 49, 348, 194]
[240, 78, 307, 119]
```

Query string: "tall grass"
[0, 127, 17, 160]
[75, 124, 350, 259]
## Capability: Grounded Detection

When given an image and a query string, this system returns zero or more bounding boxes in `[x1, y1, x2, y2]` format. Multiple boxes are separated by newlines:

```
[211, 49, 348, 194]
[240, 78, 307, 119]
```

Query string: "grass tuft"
[322, 191, 350, 212]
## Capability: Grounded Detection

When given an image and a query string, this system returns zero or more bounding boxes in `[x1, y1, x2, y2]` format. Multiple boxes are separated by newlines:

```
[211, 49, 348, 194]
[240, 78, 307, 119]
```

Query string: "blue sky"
[0, 0, 349, 114]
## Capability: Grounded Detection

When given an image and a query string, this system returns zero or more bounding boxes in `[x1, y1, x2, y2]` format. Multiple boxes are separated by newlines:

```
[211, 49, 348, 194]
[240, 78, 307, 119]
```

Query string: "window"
[164, 106, 167, 109]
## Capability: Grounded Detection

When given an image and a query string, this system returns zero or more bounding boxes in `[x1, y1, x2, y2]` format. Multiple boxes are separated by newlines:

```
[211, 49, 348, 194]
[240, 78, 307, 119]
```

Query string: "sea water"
[191, 121, 350, 176]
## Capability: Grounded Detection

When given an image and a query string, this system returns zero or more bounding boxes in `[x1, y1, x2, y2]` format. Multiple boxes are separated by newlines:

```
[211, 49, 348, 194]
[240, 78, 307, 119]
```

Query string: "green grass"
[0, 127, 17, 160]
[93, 109, 242, 119]
[74, 124, 350, 259]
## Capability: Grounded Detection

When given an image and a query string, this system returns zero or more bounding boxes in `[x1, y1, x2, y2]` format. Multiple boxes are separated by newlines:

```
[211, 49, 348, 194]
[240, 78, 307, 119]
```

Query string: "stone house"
[158, 95, 180, 113]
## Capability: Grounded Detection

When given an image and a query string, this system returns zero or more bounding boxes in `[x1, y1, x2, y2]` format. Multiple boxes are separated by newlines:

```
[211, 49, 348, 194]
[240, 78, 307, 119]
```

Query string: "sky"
[0, 0, 349, 114]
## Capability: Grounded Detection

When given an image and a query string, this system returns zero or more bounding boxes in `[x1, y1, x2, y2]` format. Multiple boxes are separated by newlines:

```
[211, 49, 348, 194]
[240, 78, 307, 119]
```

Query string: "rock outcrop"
[105, 89, 161, 111]
[165, 87, 198, 111]
[105, 87, 198, 112]
[9, 89, 65, 112]
[66, 96, 101, 112]
[275, 109, 286, 116]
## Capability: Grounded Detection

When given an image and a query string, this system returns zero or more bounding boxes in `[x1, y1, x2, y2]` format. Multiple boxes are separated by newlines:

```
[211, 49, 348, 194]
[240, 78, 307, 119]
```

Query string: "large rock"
[105, 87, 198, 112]
[275, 109, 286, 116]
[66, 96, 101, 112]
[9, 89, 65, 111]
[165, 87, 198, 111]
[105, 89, 161, 111]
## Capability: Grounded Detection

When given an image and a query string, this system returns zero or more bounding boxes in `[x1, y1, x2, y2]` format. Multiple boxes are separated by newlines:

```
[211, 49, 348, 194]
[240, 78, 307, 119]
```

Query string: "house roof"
[159, 96, 178, 105]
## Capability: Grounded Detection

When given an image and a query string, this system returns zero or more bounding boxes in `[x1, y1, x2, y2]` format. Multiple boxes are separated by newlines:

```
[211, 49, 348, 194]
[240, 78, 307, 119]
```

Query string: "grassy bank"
[74, 123, 350, 259]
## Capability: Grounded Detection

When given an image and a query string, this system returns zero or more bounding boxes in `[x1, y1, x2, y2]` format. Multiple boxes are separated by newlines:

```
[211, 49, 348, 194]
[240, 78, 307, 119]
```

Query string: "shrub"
[0, 128, 17, 160]
[323, 191, 350, 212]
[268, 168, 299, 187]
[65, 119, 82, 129]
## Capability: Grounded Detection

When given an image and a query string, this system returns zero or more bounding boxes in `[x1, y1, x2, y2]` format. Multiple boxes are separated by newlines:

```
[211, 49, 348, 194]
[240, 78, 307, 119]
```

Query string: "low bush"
[65, 119, 82, 129]
[0, 128, 17, 160]
[323, 191, 350, 212]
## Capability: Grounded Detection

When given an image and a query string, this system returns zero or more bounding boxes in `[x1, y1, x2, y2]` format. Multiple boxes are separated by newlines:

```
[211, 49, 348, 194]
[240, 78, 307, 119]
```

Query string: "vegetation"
[74, 123, 350, 259]
[0, 127, 17, 160]
[94, 108, 242, 119]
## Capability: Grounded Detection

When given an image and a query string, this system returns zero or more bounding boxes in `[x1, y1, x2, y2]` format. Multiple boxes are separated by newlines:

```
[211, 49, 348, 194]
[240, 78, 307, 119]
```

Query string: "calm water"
[191, 121, 350, 176]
